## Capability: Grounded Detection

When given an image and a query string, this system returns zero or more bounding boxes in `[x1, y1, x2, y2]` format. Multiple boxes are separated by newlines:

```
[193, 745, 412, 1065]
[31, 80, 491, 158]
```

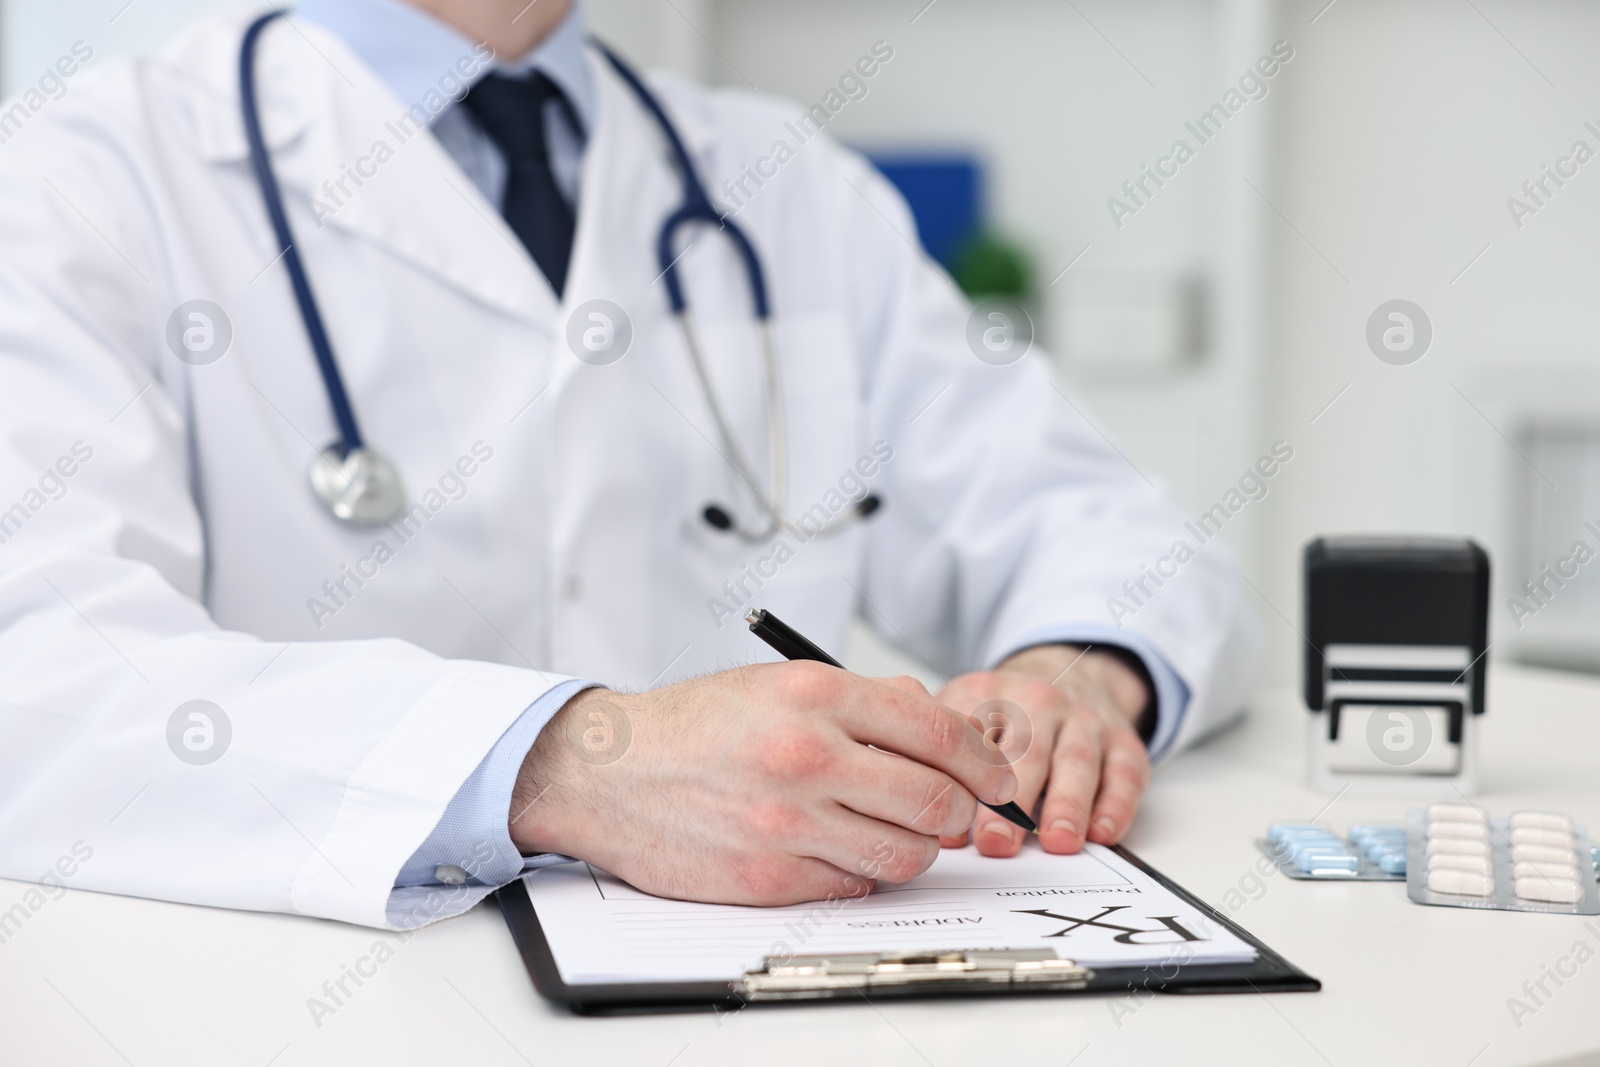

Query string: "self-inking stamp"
[1304, 537, 1490, 794]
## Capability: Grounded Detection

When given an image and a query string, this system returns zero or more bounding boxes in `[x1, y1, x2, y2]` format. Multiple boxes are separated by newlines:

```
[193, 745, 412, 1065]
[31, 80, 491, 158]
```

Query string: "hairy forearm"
[507, 688, 624, 857]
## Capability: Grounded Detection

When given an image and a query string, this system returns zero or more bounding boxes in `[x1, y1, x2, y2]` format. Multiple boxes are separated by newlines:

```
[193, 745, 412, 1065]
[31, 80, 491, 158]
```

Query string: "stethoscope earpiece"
[702, 493, 882, 540]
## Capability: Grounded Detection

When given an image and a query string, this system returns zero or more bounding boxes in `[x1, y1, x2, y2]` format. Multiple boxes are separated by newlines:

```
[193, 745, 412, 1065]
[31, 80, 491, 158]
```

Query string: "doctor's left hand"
[933, 645, 1151, 858]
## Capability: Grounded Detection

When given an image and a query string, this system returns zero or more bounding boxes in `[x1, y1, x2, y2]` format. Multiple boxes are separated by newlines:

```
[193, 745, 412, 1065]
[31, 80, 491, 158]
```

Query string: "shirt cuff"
[388, 679, 595, 924]
[993, 625, 1191, 762]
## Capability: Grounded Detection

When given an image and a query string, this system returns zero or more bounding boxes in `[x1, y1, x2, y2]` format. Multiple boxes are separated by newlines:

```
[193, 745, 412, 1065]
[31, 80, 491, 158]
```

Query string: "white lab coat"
[0, 10, 1257, 929]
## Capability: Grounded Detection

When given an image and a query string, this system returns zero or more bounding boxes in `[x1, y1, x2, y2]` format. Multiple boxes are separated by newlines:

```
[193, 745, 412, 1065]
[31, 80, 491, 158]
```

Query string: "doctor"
[0, 0, 1256, 929]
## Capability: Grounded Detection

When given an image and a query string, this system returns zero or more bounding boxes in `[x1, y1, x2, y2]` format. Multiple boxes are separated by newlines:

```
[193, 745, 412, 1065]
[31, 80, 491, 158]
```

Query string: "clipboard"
[495, 845, 1320, 1015]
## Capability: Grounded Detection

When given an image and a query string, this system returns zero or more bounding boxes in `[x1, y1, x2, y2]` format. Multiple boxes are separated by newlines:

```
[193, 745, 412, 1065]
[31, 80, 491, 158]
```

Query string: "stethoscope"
[240, 11, 880, 539]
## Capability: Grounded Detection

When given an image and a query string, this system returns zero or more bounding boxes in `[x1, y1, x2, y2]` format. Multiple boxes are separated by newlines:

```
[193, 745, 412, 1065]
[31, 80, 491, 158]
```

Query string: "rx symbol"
[1011, 905, 1206, 945]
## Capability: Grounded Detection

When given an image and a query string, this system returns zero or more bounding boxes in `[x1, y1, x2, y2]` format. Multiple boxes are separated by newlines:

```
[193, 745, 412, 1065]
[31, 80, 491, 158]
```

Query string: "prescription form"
[524, 844, 1257, 984]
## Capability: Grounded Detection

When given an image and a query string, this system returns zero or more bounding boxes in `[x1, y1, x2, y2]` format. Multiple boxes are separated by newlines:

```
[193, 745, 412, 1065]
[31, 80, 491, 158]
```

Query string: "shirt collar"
[294, 0, 595, 138]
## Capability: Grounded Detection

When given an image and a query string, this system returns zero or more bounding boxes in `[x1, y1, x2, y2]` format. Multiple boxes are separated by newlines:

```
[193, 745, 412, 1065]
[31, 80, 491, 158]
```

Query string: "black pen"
[744, 608, 1038, 836]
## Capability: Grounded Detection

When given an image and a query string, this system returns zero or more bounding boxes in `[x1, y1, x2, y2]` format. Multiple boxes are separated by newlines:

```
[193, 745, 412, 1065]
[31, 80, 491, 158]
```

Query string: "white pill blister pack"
[1406, 804, 1600, 915]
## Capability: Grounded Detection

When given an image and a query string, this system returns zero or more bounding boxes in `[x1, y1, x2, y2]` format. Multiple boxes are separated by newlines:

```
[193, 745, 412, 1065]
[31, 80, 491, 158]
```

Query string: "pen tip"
[744, 608, 764, 626]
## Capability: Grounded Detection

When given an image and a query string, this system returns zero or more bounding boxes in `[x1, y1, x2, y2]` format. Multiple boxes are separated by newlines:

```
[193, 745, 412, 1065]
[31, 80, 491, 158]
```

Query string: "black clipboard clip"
[740, 949, 1092, 1001]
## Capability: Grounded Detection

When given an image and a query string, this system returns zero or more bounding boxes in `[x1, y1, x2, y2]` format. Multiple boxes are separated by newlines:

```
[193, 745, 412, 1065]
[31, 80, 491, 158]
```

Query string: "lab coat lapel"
[548, 49, 696, 396]
[190, 13, 557, 328]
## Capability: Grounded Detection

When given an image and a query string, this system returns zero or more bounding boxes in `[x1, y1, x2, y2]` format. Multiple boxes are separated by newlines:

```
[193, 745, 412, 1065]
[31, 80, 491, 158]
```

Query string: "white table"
[4, 664, 1598, 1067]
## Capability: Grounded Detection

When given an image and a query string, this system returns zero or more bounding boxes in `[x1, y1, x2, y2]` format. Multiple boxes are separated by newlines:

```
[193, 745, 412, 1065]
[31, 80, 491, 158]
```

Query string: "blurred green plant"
[950, 230, 1033, 299]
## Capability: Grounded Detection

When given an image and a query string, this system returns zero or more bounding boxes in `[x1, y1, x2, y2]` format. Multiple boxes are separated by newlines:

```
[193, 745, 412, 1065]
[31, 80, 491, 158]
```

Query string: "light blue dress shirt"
[294, 0, 1191, 921]
[297, 0, 593, 208]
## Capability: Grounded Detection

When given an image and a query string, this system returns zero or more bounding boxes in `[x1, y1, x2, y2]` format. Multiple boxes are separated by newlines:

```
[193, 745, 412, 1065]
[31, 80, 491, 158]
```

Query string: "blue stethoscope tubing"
[592, 46, 769, 321]
[240, 10, 876, 537]
[241, 11, 362, 454]
[594, 44, 887, 541]
[242, 9, 407, 527]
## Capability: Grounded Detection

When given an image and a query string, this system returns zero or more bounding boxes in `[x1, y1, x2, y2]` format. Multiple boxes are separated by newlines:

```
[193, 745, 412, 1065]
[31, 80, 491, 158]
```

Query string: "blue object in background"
[864, 152, 982, 269]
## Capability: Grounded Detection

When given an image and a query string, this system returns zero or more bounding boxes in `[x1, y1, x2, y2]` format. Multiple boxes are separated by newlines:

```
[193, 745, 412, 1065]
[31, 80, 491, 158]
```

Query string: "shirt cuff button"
[434, 863, 469, 885]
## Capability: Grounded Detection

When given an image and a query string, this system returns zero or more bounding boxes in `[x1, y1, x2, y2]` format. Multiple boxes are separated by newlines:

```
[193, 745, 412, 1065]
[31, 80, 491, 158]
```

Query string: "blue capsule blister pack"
[1260, 814, 1600, 887]
[1255, 822, 1408, 880]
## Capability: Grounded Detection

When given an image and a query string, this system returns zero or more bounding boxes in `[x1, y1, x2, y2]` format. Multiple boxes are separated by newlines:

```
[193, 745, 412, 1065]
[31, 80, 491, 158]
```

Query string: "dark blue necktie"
[462, 72, 577, 297]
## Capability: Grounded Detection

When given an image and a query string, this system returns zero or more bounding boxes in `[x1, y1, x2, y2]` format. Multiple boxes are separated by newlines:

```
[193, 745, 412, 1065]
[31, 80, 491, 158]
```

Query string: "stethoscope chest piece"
[310, 444, 407, 526]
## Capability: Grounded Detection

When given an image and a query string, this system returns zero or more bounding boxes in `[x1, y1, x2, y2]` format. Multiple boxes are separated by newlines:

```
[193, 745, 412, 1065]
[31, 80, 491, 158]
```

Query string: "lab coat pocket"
[773, 310, 864, 509]
[674, 308, 867, 657]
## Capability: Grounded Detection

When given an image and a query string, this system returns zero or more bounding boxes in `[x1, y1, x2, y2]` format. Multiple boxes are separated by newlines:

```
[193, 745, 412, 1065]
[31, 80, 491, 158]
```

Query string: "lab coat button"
[435, 864, 469, 885]
[562, 574, 583, 601]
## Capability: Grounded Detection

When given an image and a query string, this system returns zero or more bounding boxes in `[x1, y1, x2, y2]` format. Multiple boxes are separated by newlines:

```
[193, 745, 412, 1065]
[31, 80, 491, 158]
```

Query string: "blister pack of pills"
[1406, 804, 1600, 915]
[1257, 822, 1407, 880]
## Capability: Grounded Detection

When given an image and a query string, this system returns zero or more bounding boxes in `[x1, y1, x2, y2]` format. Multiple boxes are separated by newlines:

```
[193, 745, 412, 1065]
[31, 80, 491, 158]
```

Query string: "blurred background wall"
[7, 0, 1599, 695]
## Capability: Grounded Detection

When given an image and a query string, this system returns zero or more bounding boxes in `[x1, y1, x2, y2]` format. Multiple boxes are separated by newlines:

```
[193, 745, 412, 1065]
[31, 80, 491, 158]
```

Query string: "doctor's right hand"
[507, 663, 1019, 906]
